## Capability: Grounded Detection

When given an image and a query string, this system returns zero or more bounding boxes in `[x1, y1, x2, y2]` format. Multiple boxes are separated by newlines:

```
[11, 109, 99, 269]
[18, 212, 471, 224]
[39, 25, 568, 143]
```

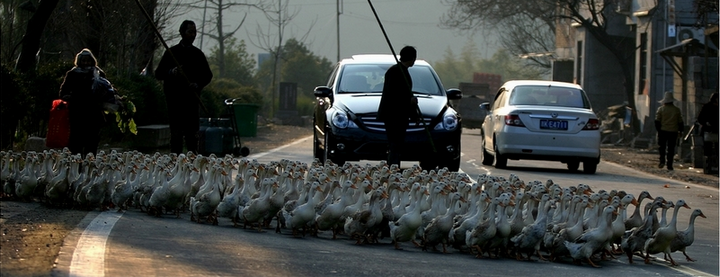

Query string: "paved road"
[54, 131, 719, 277]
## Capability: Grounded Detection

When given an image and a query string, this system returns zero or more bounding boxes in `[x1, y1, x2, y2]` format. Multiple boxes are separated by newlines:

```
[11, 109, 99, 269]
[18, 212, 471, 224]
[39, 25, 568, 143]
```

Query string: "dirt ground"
[0, 125, 717, 277]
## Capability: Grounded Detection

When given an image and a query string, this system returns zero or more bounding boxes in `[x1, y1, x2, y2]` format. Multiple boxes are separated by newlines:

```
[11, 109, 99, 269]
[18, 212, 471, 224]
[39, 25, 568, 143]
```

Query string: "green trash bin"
[231, 102, 260, 137]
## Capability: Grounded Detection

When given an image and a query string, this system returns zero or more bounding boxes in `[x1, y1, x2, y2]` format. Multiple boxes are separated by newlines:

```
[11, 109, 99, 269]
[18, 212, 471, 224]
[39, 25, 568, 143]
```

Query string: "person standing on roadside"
[59, 49, 109, 157]
[377, 46, 418, 167]
[655, 91, 684, 170]
[155, 20, 213, 154]
[697, 92, 719, 163]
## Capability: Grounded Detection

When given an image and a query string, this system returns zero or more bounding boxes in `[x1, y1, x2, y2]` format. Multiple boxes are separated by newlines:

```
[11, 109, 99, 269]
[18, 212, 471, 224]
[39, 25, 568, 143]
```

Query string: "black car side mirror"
[314, 86, 333, 98]
[446, 88, 462, 100]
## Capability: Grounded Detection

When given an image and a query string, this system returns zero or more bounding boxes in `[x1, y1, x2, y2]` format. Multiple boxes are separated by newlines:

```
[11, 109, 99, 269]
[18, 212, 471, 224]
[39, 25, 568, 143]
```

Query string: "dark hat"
[399, 46, 417, 62]
[74, 48, 97, 67]
[659, 91, 676, 104]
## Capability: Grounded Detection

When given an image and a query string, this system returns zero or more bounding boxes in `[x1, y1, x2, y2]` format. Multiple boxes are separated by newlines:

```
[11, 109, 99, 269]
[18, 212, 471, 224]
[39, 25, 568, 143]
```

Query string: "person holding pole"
[377, 46, 418, 167]
[655, 91, 684, 171]
[155, 20, 213, 154]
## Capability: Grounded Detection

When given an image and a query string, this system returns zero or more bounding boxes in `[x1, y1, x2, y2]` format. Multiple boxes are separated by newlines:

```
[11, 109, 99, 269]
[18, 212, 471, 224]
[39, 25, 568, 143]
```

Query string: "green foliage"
[112, 74, 166, 126]
[296, 94, 316, 117]
[1, 63, 26, 149]
[254, 38, 333, 118]
[112, 98, 137, 135]
[208, 37, 256, 86]
[432, 41, 546, 89]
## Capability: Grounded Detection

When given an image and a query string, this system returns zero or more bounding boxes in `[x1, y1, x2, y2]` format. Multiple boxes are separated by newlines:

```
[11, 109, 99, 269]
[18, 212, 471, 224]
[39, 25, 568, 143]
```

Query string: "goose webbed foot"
[683, 251, 696, 262]
[587, 258, 601, 268]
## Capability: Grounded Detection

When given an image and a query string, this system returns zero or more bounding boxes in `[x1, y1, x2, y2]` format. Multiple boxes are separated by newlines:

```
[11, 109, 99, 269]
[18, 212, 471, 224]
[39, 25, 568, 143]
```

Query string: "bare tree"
[15, 0, 59, 73]
[246, 0, 312, 118]
[441, 0, 642, 134]
[185, 0, 268, 79]
[440, 0, 556, 72]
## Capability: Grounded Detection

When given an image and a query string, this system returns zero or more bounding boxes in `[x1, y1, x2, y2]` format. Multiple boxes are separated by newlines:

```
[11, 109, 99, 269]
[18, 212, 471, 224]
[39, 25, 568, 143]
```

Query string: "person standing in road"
[697, 92, 718, 164]
[655, 91, 684, 170]
[155, 20, 213, 154]
[59, 48, 109, 157]
[377, 46, 418, 167]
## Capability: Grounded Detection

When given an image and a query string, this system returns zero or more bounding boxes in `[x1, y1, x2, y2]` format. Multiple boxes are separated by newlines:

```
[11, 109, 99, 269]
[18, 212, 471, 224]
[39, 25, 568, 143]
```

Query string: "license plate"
[540, 120, 568, 130]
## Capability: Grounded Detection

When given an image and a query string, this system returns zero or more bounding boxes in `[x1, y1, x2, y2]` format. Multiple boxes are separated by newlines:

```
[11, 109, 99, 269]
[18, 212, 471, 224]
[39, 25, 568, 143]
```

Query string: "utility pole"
[200, 0, 208, 50]
[337, 0, 342, 62]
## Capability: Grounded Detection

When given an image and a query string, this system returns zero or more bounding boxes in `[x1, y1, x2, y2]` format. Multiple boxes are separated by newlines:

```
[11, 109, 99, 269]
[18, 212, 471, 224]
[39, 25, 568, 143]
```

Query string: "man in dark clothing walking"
[377, 46, 418, 167]
[155, 20, 213, 154]
[655, 91, 684, 170]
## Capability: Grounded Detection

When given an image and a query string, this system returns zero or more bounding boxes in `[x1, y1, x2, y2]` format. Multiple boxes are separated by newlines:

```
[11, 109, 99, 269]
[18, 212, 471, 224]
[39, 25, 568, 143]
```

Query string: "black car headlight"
[331, 110, 357, 129]
[435, 110, 458, 131]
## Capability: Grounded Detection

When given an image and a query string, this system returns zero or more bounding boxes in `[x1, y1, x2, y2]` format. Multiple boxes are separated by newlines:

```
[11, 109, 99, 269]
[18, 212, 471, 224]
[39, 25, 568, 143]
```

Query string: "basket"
[46, 99, 70, 149]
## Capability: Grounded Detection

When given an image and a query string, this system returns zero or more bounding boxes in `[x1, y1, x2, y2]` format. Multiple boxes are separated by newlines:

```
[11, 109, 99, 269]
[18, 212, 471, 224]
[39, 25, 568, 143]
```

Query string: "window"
[639, 33, 648, 95]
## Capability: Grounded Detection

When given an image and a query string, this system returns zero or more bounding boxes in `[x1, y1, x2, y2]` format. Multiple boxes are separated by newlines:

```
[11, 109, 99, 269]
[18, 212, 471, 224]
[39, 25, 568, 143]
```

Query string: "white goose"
[564, 205, 618, 267]
[389, 183, 428, 250]
[44, 159, 70, 205]
[15, 156, 39, 199]
[315, 180, 357, 239]
[191, 165, 226, 224]
[465, 194, 501, 258]
[283, 181, 325, 237]
[510, 193, 551, 261]
[422, 191, 465, 253]
[241, 178, 278, 231]
[343, 187, 388, 244]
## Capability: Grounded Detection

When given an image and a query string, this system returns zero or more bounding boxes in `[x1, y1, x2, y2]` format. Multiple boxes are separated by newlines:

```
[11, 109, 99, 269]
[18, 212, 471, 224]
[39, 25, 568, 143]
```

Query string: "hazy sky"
[175, 0, 498, 64]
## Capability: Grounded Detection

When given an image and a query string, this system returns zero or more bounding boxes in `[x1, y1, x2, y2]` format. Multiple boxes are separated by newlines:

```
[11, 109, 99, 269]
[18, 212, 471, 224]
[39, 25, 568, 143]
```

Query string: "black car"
[313, 54, 462, 171]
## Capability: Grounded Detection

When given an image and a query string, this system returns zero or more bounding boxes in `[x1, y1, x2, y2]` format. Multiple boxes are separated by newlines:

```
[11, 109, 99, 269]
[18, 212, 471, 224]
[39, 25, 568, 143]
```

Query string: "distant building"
[552, 0, 718, 138]
[258, 53, 271, 70]
[472, 72, 502, 93]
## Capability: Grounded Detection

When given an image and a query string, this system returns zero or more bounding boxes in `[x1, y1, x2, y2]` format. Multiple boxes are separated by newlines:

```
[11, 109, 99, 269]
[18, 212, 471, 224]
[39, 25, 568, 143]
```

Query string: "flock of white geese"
[0, 148, 707, 268]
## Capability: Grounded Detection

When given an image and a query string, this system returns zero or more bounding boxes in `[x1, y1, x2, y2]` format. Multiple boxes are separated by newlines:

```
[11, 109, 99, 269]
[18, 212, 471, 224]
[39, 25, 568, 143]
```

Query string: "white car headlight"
[331, 110, 357, 129]
[435, 111, 458, 131]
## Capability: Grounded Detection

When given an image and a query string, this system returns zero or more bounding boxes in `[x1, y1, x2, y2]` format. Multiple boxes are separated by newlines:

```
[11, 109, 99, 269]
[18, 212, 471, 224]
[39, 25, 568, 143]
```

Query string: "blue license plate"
[540, 120, 568, 130]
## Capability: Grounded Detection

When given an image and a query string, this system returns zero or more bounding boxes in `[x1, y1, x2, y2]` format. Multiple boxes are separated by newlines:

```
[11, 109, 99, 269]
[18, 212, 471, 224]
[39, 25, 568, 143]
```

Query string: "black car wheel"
[494, 143, 507, 168]
[481, 133, 494, 165]
[313, 121, 325, 163]
[323, 130, 345, 166]
[583, 159, 598, 174]
[567, 160, 580, 171]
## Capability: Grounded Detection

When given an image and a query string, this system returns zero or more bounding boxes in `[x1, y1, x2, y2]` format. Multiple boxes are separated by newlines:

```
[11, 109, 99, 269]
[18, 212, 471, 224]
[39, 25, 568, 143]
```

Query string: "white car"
[479, 80, 601, 173]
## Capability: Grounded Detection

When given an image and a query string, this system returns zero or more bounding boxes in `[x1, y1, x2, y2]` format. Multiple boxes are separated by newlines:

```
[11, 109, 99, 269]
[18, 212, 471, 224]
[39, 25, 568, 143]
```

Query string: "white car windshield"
[337, 64, 443, 95]
[509, 85, 590, 108]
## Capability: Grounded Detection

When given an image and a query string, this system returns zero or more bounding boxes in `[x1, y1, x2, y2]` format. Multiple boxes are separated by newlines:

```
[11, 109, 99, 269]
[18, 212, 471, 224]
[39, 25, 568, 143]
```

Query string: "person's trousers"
[658, 130, 679, 166]
[168, 107, 200, 154]
[68, 123, 100, 158]
[384, 119, 408, 167]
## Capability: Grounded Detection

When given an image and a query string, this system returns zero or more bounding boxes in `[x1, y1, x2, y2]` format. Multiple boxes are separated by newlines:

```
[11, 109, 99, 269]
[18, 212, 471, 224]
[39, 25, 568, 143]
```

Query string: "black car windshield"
[509, 85, 591, 109]
[337, 64, 443, 95]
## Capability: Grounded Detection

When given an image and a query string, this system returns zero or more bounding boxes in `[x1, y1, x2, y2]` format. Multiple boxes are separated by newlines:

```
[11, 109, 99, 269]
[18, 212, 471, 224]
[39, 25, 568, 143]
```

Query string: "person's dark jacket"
[697, 101, 719, 134]
[378, 63, 415, 123]
[59, 67, 108, 126]
[155, 42, 213, 110]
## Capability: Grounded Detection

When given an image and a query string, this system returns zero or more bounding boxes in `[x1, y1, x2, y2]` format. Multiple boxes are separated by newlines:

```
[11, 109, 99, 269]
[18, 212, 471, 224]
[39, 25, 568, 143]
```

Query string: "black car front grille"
[358, 115, 434, 132]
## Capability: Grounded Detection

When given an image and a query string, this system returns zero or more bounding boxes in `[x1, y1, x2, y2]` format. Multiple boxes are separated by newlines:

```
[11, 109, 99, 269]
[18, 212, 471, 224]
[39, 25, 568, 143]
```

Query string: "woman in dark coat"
[697, 92, 719, 157]
[59, 48, 108, 157]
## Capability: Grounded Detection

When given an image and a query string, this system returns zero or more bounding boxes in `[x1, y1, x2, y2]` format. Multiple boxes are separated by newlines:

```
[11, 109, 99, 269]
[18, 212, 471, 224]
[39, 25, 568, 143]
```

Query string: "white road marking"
[248, 136, 313, 159]
[69, 211, 123, 277]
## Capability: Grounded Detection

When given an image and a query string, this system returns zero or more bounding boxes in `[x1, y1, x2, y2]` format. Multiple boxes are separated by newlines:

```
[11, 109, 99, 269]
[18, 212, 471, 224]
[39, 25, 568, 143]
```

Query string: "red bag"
[46, 99, 70, 149]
